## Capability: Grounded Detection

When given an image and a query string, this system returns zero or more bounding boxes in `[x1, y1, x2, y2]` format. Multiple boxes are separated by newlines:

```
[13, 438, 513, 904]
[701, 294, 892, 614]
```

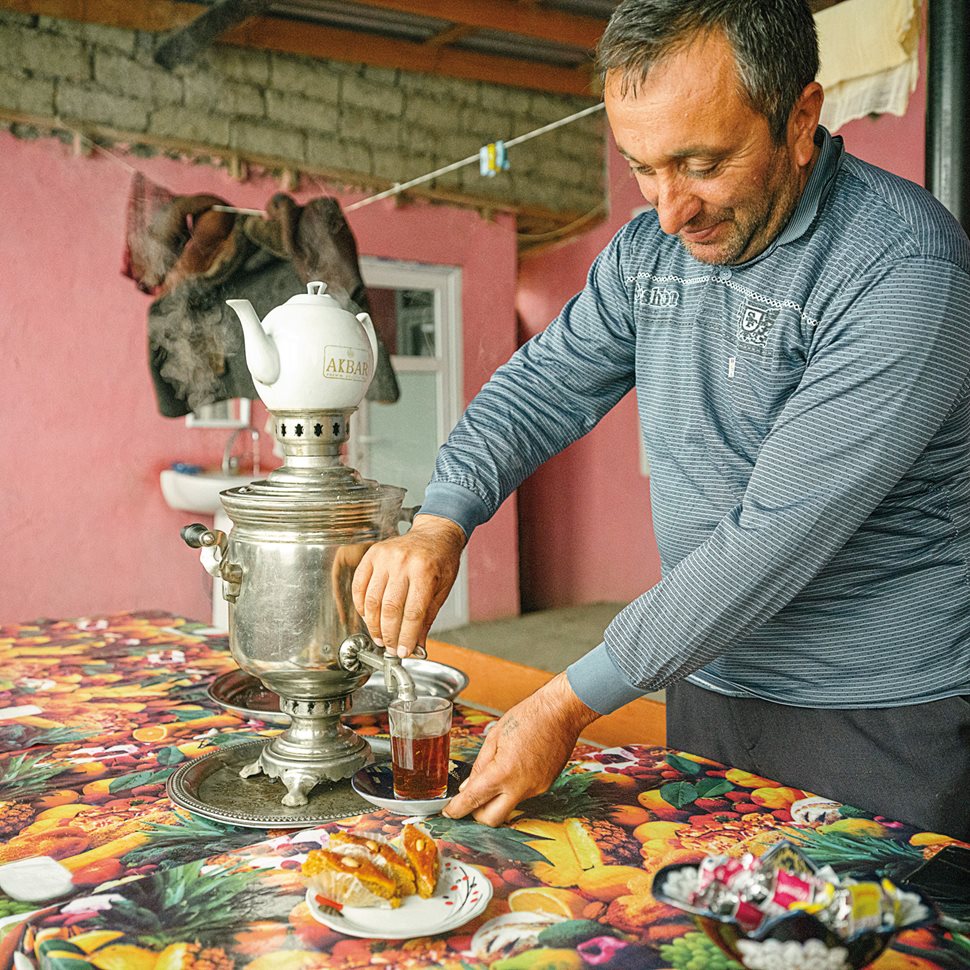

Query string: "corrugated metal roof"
[260, 0, 844, 69]
[133, 0, 856, 98]
[264, 1, 615, 72]
[454, 29, 593, 70]
[268, 1, 452, 42]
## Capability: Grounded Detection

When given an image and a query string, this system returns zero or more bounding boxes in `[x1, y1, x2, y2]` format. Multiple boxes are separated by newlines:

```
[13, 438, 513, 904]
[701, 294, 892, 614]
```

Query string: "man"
[352, 0, 970, 837]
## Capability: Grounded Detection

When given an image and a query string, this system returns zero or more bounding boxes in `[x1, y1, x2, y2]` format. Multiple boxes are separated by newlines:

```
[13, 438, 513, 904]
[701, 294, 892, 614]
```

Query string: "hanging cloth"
[815, 0, 922, 133]
[122, 174, 399, 417]
[248, 193, 399, 404]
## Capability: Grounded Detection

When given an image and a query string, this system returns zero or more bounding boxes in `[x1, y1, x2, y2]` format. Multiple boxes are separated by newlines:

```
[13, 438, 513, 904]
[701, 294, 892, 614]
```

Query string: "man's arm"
[351, 514, 466, 653]
[448, 254, 970, 826]
[353, 227, 639, 653]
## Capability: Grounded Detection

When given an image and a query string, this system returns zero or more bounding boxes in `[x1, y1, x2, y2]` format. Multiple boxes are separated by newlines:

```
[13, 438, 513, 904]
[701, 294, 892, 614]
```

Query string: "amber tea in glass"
[387, 697, 452, 800]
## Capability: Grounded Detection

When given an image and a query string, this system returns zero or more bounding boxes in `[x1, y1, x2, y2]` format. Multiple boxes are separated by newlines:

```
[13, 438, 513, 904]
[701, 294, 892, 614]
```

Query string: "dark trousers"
[666, 681, 970, 840]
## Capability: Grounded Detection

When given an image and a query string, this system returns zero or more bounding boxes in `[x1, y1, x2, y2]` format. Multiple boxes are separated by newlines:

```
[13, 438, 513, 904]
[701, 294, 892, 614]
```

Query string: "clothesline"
[209, 101, 607, 217]
[344, 101, 606, 211]
[54, 116, 145, 176]
[48, 101, 608, 221]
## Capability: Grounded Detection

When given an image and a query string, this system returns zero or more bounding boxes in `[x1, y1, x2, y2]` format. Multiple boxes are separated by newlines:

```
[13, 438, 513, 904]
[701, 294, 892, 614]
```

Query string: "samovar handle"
[180, 523, 243, 602]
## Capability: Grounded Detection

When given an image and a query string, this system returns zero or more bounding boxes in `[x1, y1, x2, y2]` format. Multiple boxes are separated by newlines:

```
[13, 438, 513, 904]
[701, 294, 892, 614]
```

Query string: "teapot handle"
[356, 312, 379, 391]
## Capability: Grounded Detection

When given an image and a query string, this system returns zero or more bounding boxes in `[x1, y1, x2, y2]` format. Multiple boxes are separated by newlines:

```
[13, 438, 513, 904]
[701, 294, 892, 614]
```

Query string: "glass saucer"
[351, 760, 472, 816]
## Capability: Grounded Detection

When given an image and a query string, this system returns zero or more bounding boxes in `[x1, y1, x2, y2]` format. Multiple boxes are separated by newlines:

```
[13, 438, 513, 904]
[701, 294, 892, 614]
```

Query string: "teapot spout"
[227, 299, 280, 385]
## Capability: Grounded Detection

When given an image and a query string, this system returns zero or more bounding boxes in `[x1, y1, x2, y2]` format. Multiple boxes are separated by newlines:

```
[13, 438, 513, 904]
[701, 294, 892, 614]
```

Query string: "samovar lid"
[218, 464, 406, 531]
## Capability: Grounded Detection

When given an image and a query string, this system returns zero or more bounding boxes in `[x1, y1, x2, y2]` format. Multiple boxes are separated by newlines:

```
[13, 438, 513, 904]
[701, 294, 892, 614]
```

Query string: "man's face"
[605, 31, 811, 265]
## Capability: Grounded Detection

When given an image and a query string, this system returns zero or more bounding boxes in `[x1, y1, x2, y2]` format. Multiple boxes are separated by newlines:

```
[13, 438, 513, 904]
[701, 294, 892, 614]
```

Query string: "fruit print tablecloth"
[0, 611, 968, 970]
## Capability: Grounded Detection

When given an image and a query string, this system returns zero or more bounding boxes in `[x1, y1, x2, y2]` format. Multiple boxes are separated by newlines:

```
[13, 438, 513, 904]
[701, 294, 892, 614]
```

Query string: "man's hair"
[596, 0, 819, 142]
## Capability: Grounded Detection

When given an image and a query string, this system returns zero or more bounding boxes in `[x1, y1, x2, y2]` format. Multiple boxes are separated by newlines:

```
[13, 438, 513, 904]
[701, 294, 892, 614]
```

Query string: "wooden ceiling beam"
[154, 0, 274, 69]
[344, 0, 606, 51]
[425, 24, 474, 49]
[223, 18, 596, 96]
[0, 0, 597, 96]
[0, 0, 201, 32]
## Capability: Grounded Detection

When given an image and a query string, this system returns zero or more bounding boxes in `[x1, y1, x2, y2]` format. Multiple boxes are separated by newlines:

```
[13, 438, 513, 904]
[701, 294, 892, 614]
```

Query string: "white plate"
[305, 856, 492, 939]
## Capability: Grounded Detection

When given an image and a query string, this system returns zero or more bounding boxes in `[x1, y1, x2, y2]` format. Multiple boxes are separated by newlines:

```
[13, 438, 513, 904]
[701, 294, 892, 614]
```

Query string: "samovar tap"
[338, 633, 427, 701]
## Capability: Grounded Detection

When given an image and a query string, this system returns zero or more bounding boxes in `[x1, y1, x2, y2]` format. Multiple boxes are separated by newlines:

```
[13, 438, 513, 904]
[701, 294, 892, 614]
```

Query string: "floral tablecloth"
[0, 611, 967, 970]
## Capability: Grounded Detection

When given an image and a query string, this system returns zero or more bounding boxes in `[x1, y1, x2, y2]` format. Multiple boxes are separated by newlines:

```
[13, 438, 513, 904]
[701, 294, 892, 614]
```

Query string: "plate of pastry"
[303, 823, 492, 939]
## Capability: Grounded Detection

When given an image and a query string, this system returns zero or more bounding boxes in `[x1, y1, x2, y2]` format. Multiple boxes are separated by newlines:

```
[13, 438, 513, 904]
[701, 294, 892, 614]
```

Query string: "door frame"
[354, 256, 469, 632]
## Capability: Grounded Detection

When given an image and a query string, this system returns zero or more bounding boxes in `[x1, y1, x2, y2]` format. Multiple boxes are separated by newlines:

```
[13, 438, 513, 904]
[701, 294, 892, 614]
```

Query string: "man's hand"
[351, 514, 466, 657]
[443, 673, 600, 826]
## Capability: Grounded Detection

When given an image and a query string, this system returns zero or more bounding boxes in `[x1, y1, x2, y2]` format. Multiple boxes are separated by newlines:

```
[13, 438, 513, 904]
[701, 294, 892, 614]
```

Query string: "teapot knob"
[307, 281, 327, 296]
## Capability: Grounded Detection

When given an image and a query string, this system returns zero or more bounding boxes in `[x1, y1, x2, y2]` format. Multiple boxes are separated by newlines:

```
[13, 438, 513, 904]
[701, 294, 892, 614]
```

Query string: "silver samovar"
[171, 282, 416, 826]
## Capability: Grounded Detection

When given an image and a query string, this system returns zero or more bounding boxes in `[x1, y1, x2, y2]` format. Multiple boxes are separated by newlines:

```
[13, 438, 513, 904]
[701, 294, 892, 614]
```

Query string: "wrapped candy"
[687, 851, 900, 938]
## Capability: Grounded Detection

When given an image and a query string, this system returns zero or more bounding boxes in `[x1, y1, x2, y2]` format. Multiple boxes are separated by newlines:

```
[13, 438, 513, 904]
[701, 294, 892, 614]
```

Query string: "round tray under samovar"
[167, 739, 374, 828]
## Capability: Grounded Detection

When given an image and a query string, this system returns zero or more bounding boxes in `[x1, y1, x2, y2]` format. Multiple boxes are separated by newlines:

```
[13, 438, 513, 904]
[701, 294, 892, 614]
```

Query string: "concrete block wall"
[0, 11, 606, 216]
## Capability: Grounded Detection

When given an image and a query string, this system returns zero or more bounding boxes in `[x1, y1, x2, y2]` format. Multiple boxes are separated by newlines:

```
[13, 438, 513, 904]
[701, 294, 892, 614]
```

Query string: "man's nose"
[650, 177, 702, 236]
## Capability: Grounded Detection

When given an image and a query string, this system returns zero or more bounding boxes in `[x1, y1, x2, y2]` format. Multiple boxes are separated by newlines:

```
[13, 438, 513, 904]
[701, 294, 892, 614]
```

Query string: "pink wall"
[0, 26, 929, 627]
[515, 42, 928, 612]
[516, 149, 660, 612]
[0, 135, 519, 626]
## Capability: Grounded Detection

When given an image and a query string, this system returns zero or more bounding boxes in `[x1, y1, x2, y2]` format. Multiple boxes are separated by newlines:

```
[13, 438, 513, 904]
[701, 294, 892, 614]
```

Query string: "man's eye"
[687, 162, 721, 178]
[632, 165, 653, 176]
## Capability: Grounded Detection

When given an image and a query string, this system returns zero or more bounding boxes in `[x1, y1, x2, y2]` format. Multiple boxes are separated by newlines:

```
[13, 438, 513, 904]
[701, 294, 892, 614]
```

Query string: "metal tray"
[208, 659, 469, 724]
[167, 738, 373, 828]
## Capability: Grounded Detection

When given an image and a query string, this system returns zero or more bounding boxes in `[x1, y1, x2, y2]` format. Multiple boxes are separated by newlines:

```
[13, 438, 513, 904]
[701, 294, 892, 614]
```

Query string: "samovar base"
[167, 738, 374, 828]
[240, 732, 374, 807]
[239, 695, 374, 807]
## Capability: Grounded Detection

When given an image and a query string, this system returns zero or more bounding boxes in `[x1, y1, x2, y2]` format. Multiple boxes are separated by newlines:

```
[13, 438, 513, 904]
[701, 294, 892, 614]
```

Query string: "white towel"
[815, 0, 922, 132]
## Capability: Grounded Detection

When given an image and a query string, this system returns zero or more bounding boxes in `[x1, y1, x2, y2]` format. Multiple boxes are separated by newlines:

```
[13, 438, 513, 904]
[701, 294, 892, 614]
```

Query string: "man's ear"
[789, 81, 824, 166]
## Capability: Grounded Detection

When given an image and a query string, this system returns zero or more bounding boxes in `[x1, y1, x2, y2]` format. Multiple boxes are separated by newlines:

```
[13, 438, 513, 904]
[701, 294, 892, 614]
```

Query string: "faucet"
[222, 427, 261, 476]
[338, 634, 428, 702]
[382, 654, 419, 702]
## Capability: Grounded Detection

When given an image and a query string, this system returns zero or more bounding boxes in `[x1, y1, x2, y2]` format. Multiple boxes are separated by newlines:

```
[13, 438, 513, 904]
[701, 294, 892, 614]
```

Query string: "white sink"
[160, 469, 259, 514]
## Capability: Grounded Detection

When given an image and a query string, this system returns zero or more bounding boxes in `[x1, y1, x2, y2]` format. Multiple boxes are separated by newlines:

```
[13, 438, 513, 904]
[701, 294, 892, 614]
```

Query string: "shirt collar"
[772, 125, 844, 248]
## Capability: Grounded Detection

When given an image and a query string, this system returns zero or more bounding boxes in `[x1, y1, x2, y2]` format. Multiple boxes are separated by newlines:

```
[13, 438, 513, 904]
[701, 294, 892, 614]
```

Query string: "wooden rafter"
[222, 17, 595, 95]
[344, 0, 606, 51]
[0, 0, 200, 31]
[0, 0, 598, 96]
[154, 0, 274, 69]
[425, 24, 474, 50]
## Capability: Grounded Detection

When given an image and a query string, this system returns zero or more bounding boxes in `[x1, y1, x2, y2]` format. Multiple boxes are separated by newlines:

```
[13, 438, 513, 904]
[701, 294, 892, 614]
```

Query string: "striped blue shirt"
[421, 128, 970, 712]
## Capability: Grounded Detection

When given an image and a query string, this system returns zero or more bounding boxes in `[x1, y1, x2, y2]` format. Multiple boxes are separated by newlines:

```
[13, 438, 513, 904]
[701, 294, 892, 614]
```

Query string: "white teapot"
[227, 281, 379, 412]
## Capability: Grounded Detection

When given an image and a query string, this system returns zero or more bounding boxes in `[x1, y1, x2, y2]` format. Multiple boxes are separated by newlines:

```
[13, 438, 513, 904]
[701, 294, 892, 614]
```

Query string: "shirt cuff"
[419, 482, 491, 540]
[566, 642, 647, 716]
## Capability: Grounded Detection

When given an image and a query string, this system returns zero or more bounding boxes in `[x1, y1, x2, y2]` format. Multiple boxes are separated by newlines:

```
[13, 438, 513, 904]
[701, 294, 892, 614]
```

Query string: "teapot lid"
[285, 281, 343, 306]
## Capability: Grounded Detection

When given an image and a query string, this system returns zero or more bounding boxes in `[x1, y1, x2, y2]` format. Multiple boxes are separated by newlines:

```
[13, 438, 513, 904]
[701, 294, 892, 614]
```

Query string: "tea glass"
[387, 697, 453, 800]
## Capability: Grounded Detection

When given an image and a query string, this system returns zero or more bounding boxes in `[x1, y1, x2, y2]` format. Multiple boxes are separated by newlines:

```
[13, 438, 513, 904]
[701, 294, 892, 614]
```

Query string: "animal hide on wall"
[123, 173, 399, 417]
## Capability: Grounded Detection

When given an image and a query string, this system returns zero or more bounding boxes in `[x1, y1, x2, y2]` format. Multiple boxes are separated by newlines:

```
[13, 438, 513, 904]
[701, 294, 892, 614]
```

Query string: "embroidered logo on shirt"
[737, 303, 775, 346]
[636, 284, 680, 308]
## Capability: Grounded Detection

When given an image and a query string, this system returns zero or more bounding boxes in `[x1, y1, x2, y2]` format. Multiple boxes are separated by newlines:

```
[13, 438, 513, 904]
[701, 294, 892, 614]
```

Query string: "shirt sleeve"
[419, 227, 638, 537]
[567, 642, 648, 714]
[584, 254, 970, 703]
